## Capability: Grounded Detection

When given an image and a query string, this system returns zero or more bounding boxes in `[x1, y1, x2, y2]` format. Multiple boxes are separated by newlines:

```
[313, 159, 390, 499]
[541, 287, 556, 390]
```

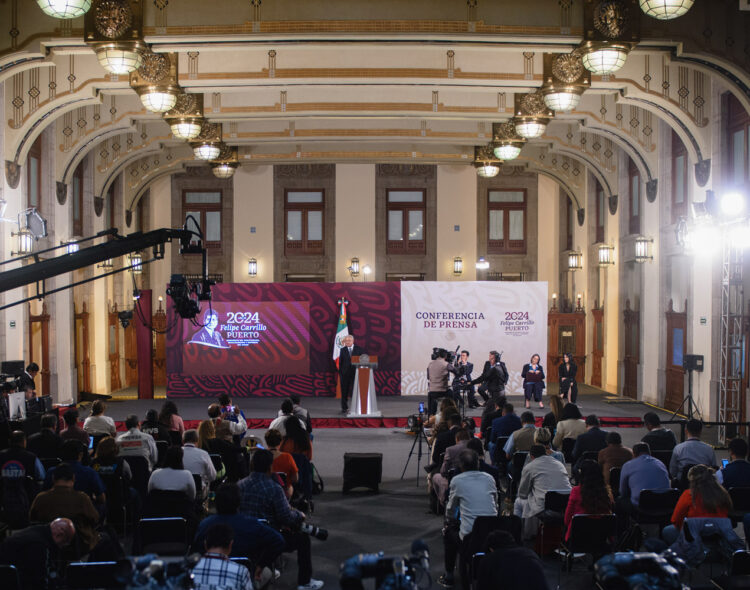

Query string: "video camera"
[431, 347, 456, 364]
[340, 539, 430, 590]
[595, 552, 685, 590]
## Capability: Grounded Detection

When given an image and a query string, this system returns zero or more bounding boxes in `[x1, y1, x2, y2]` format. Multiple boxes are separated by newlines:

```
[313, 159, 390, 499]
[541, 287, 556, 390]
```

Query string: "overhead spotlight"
[475, 257, 490, 270]
[720, 191, 745, 217]
[639, 0, 694, 20]
[37, 0, 92, 19]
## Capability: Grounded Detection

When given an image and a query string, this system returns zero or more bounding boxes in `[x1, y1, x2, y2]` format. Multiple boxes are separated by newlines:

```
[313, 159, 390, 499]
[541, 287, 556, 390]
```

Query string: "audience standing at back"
[669, 419, 718, 481]
[83, 400, 116, 437]
[718, 437, 750, 488]
[641, 412, 677, 451]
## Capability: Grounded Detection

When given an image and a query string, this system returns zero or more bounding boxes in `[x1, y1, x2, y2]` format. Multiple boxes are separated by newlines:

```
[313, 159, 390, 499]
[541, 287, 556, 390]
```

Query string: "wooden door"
[591, 307, 604, 388]
[74, 302, 91, 393]
[152, 303, 166, 387]
[108, 303, 122, 392]
[623, 299, 640, 399]
[28, 303, 50, 395]
[665, 299, 687, 412]
[547, 310, 586, 389]
[124, 320, 138, 388]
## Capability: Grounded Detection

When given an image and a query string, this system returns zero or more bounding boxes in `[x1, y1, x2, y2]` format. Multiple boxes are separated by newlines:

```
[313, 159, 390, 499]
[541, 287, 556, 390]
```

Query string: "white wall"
[436, 165, 477, 281]
[335, 164, 376, 282]
[233, 165, 274, 282]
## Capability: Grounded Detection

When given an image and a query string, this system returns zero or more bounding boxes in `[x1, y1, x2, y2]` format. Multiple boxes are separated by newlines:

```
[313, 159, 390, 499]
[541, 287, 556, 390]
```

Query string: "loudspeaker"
[343, 452, 382, 493]
[683, 354, 704, 372]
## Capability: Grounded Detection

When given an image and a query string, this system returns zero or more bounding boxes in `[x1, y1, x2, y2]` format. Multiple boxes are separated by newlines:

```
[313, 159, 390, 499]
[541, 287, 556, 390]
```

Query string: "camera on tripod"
[340, 539, 430, 590]
[431, 347, 456, 364]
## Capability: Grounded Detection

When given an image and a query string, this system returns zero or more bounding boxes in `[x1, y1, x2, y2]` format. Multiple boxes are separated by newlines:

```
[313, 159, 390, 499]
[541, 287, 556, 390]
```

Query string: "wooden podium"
[348, 354, 381, 417]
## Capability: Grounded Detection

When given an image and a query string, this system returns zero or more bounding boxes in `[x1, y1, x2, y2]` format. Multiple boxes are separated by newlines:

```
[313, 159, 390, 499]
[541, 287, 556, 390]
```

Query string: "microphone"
[410, 538, 430, 573]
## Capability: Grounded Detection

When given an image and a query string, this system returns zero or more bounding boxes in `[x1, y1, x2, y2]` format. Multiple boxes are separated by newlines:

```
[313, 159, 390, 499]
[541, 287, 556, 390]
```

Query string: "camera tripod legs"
[400, 426, 430, 486]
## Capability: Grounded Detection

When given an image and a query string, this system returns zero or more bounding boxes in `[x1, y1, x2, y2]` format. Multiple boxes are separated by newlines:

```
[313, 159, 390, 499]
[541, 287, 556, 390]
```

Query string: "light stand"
[400, 415, 430, 486]
[670, 363, 702, 421]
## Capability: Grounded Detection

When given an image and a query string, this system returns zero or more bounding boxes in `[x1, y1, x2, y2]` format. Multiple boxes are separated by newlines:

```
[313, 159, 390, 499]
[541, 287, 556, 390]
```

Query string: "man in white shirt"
[183, 429, 217, 497]
[269, 399, 306, 437]
[115, 414, 158, 470]
[440, 448, 498, 588]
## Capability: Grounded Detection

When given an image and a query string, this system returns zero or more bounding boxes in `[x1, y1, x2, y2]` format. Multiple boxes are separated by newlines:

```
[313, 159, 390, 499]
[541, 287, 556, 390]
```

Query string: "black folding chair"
[137, 517, 188, 555]
[559, 514, 616, 572]
[40, 457, 61, 472]
[98, 472, 128, 536]
[539, 490, 571, 555]
[651, 450, 673, 470]
[66, 560, 132, 589]
[491, 436, 510, 466]
[169, 430, 182, 446]
[729, 487, 750, 525]
[561, 438, 576, 464]
[731, 550, 750, 575]
[508, 451, 529, 499]
[634, 488, 681, 528]
[581, 450, 599, 464]
[192, 474, 204, 502]
[609, 467, 622, 498]
[122, 455, 150, 501]
[155, 440, 169, 467]
[0, 565, 21, 590]
[463, 515, 522, 589]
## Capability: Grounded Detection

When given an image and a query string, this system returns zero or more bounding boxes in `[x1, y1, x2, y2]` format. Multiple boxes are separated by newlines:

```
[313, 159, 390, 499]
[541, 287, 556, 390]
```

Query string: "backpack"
[311, 463, 324, 495]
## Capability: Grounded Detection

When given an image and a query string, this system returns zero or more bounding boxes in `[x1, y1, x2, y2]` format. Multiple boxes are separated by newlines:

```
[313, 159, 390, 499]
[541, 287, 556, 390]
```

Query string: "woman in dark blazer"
[558, 353, 578, 404]
[521, 353, 545, 409]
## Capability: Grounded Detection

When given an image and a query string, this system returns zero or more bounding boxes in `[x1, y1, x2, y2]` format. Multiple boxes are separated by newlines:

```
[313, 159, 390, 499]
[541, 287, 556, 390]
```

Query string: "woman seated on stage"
[280, 416, 313, 461]
[521, 354, 545, 410]
[558, 352, 579, 404]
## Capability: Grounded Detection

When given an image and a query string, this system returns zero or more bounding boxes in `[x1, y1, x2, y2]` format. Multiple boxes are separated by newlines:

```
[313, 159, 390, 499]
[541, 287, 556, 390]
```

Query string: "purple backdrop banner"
[166, 282, 401, 398]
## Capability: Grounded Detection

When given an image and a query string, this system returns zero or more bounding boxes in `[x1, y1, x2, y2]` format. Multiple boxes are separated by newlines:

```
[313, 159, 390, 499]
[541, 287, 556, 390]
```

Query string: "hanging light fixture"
[541, 53, 591, 112]
[453, 257, 464, 276]
[634, 236, 653, 262]
[491, 121, 525, 161]
[473, 145, 501, 178]
[579, 0, 640, 76]
[597, 243, 615, 266]
[567, 250, 583, 271]
[37, 0, 92, 19]
[164, 93, 205, 140]
[191, 122, 223, 161]
[85, 0, 146, 75]
[513, 91, 554, 139]
[210, 144, 240, 179]
[639, 0, 694, 20]
[130, 52, 180, 113]
[475, 257, 490, 270]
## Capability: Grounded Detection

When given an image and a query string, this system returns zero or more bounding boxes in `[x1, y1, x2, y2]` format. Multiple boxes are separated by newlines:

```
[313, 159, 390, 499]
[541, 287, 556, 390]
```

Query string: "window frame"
[628, 158, 641, 235]
[27, 135, 42, 213]
[284, 189, 325, 256]
[486, 188, 527, 255]
[386, 188, 426, 255]
[72, 162, 84, 237]
[671, 131, 688, 224]
[595, 179, 605, 244]
[182, 189, 224, 251]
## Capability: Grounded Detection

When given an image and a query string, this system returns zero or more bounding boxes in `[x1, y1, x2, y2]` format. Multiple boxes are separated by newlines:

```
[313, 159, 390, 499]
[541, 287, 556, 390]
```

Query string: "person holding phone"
[521, 354, 545, 409]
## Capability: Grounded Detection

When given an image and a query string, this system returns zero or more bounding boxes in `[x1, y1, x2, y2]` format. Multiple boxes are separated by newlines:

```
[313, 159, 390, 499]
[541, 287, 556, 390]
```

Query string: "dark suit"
[338, 344, 364, 412]
[16, 372, 36, 392]
[27, 429, 63, 460]
[431, 425, 460, 469]
[470, 361, 508, 398]
[558, 362, 578, 403]
[572, 426, 608, 475]
[452, 361, 475, 406]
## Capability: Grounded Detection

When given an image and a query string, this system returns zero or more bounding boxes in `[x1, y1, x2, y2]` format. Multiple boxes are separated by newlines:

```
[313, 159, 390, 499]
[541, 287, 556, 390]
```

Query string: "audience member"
[270, 399, 306, 436]
[662, 464, 732, 544]
[191, 483, 285, 580]
[90, 436, 132, 481]
[281, 415, 313, 461]
[207, 402, 248, 438]
[198, 418, 241, 482]
[0, 429, 45, 480]
[217, 393, 248, 438]
[564, 461, 613, 540]
[290, 394, 313, 433]
[429, 413, 462, 472]
[43, 440, 106, 505]
[115, 414, 158, 470]
[140, 408, 171, 443]
[503, 411, 537, 459]
[27, 413, 63, 459]
[572, 415, 608, 473]
[466, 437, 499, 482]
[148, 446, 196, 501]
[597, 432, 634, 486]
[641, 412, 677, 451]
[82, 400, 116, 437]
[718, 437, 750, 489]
[265, 428, 299, 498]
[0, 430, 44, 526]
[542, 412, 557, 433]
[191, 523, 253, 590]
[0, 518, 75, 589]
[669, 419, 718, 481]
[440, 449, 498, 588]
[159, 400, 185, 437]
[60, 408, 90, 446]
[476, 530, 548, 590]
[529, 427, 565, 465]
[426, 397, 459, 430]
[515, 445, 571, 539]
[479, 398, 503, 448]
[488, 403, 521, 459]
[432, 428, 472, 504]
[183, 429, 217, 497]
[237, 449, 324, 590]
[552, 403, 586, 449]
[615, 443, 670, 531]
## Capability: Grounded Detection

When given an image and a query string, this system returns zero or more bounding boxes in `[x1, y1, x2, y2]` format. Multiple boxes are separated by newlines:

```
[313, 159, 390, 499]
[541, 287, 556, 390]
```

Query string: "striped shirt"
[192, 553, 253, 590]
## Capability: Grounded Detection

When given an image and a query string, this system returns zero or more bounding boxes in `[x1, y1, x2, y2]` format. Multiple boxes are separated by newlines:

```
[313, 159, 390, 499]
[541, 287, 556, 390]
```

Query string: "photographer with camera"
[468, 351, 508, 402]
[427, 349, 457, 416]
[238, 449, 325, 590]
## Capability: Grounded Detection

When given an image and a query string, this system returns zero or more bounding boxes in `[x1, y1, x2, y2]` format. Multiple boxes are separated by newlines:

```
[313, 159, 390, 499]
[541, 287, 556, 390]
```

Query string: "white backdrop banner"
[400, 281, 548, 396]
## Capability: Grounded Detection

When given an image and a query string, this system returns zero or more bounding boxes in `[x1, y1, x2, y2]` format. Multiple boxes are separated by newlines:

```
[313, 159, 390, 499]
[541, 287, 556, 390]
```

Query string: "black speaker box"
[342, 452, 382, 493]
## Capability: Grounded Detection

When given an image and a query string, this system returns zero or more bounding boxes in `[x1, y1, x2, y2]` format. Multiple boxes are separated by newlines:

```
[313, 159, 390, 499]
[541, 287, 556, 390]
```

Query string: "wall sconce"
[475, 256, 490, 270]
[597, 244, 615, 267]
[634, 236, 654, 263]
[349, 257, 360, 277]
[453, 256, 463, 276]
[11, 229, 33, 256]
[64, 240, 80, 255]
[248, 258, 258, 277]
[551, 292, 558, 310]
[576, 292, 584, 311]
[129, 253, 142, 274]
[567, 250, 583, 271]
[98, 258, 114, 269]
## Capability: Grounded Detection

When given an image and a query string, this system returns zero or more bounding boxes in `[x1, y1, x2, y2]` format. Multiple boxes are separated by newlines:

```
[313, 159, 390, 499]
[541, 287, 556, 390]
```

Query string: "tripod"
[400, 419, 430, 486]
[670, 368, 702, 421]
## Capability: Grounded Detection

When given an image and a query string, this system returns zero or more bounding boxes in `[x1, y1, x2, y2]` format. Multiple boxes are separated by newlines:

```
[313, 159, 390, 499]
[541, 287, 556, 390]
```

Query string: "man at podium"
[338, 335, 364, 414]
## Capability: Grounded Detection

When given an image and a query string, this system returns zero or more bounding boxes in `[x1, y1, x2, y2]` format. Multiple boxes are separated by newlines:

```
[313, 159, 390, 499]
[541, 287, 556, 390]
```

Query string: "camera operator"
[427, 349, 457, 416]
[237, 449, 324, 590]
[452, 350, 477, 409]
[469, 351, 508, 402]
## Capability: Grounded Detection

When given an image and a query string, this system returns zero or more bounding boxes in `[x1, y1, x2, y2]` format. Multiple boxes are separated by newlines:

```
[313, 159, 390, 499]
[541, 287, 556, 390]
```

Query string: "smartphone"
[722, 459, 729, 469]
[419, 402, 425, 414]
[88, 437, 94, 451]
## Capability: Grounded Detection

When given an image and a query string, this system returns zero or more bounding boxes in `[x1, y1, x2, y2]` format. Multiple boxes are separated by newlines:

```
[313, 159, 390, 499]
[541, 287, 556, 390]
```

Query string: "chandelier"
[541, 53, 590, 113]
[95, 42, 146, 75]
[85, 0, 147, 76]
[37, 0, 92, 19]
[164, 93, 205, 141]
[639, 0, 694, 20]
[473, 146, 501, 178]
[580, 42, 631, 75]
[513, 91, 554, 139]
[491, 121, 525, 161]
[579, 0, 640, 75]
[191, 122, 223, 161]
[130, 52, 180, 113]
[210, 145, 241, 179]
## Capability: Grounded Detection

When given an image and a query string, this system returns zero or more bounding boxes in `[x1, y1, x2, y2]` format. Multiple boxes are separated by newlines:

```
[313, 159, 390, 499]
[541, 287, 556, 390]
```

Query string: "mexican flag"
[332, 298, 349, 369]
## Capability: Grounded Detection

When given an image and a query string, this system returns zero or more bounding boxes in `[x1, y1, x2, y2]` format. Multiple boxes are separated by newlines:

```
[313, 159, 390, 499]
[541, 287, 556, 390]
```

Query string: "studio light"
[37, 0, 92, 19]
[567, 250, 583, 271]
[248, 258, 258, 277]
[475, 257, 490, 271]
[728, 224, 750, 250]
[720, 191, 745, 217]
[688, 224, 720, 257]
[453, 256, 463, 276]
[634, 236, 654, 263]
[639, 0, 694, 20]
